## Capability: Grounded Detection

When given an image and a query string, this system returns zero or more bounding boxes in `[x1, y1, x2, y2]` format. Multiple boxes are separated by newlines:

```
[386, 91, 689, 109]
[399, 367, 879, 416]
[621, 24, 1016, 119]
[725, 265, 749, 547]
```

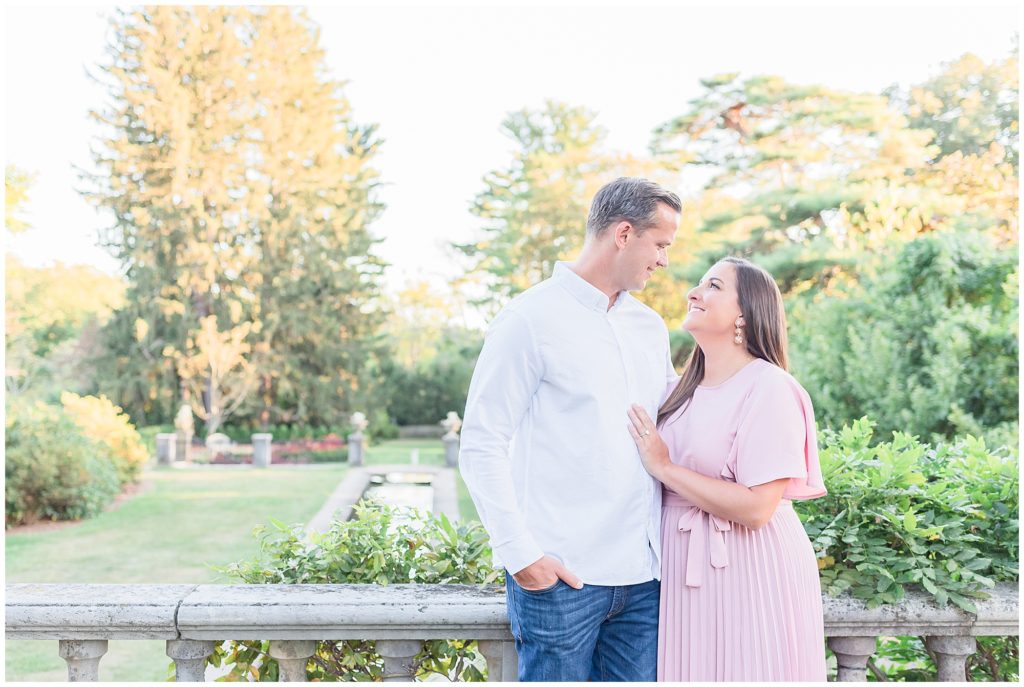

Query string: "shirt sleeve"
[721, 369, 827, 500]
[458, 307, 546, 574]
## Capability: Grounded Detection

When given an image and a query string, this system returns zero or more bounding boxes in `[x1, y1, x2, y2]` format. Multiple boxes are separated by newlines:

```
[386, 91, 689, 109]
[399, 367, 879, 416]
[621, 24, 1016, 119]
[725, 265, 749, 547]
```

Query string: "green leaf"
[902, 511, 917, 531]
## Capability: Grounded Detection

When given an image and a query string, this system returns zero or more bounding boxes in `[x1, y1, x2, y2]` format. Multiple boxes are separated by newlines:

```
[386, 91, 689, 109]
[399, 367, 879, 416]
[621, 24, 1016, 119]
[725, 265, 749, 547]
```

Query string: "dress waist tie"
[663, 489, 731, 588]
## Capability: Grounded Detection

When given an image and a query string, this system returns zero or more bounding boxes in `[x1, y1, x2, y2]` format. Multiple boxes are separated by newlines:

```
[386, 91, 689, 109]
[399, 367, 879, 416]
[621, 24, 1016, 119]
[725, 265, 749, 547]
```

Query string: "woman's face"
[683, 261, 743, 338]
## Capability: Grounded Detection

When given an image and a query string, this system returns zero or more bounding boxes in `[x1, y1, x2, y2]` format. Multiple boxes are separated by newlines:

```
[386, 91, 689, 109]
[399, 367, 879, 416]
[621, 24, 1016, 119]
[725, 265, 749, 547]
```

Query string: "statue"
[174, 404, 195, 436]
[350, 411, 369, 434]
[174, 403, 194, 462]
[440, 411, 462, 439]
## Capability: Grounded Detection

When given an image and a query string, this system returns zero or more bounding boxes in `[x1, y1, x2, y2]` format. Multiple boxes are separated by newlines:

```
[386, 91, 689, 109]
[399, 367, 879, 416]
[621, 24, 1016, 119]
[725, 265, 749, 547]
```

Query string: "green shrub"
[368, 408, 400, 441]
[800, 417, 1017, 611]
[60, 392, 148, 484]
[383, 335, 481, 427]
[218, 422, 356, 443]
[789, 232, 1018, 445]
[799, 418, 1018, 682]
[5, 402, 121, 525]
[208, 501, 501, 681]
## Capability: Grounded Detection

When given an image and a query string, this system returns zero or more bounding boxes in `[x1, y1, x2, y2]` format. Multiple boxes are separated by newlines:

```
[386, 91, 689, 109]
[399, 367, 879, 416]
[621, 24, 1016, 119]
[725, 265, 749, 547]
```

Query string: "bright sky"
[4, 2, 1020, 296]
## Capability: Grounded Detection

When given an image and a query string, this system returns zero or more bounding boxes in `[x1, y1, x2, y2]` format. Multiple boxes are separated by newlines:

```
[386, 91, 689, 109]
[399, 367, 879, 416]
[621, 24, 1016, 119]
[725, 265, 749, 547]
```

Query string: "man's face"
[618, 203, 679, 291]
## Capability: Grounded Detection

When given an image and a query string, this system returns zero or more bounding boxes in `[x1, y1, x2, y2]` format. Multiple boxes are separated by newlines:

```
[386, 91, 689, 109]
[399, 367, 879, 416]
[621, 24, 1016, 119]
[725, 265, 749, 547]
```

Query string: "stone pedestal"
[348, 431, 365, 467]
[251, 434, 272, 468]
[156, 433, 176, 465]
[443, 434, 459, 468]
[175, 431, 192, 463]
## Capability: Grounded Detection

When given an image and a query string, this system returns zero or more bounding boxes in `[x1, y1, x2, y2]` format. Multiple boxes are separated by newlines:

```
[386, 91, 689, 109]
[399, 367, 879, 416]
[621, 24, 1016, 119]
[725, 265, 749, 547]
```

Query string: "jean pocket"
[516, 578, 562, 595]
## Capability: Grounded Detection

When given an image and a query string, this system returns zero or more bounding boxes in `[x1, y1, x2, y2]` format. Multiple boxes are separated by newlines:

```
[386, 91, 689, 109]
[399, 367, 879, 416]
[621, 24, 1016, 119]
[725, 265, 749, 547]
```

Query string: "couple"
[459, 177, 827, 682]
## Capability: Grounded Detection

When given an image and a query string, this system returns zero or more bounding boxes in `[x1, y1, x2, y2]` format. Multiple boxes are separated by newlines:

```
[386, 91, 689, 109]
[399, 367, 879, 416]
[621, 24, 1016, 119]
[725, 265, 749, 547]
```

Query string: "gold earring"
[734, 317, 744, 345]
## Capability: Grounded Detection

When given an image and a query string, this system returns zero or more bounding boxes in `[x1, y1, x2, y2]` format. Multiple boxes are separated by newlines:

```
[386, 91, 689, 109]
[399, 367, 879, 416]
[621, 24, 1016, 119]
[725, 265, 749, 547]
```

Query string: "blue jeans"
[505, 572, 660, 682]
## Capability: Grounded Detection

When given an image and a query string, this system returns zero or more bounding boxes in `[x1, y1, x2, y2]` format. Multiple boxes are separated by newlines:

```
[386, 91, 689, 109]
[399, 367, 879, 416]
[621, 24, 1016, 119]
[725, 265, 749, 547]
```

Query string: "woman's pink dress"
[657, 358, 827, 681]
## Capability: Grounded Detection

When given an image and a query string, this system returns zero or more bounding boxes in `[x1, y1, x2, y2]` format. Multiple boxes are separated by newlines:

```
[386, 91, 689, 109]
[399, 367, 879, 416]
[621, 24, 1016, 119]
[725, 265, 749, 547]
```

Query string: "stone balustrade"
[5, 582, 1017, 682]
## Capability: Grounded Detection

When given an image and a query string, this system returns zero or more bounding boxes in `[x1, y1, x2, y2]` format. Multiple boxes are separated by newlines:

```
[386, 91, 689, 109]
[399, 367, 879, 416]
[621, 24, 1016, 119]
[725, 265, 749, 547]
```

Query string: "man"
[459, 177, 681, 681]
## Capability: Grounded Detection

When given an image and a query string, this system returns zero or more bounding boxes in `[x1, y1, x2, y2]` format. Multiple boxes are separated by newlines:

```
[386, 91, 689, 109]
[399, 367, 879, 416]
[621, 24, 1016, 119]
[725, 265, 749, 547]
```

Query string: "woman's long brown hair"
[657, 257, 789, 427]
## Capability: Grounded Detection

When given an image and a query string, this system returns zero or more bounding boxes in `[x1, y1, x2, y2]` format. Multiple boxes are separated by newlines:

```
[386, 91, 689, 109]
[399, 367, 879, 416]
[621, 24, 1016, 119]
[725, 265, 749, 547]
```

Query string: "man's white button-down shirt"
[459, 262, 676, 586]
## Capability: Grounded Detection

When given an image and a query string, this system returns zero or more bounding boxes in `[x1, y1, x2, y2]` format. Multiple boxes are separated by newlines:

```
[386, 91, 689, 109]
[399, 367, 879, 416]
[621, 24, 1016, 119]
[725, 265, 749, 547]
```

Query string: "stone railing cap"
[5, 582, 1018, 642]
[6, 584, 197, 640]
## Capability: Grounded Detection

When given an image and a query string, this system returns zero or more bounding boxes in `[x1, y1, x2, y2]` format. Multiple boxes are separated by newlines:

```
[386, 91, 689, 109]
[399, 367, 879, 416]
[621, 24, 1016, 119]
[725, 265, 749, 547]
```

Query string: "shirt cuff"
[494, 535, 545, 576]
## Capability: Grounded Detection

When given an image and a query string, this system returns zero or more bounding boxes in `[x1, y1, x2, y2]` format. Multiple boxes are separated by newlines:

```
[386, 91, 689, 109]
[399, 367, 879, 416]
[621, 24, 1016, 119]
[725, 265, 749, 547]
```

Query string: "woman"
[627, 256, 827, 681]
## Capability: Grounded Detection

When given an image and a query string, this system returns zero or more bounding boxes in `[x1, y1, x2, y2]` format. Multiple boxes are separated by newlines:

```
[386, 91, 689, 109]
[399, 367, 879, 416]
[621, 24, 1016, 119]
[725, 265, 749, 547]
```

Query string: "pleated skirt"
[657, 501, 827, 681]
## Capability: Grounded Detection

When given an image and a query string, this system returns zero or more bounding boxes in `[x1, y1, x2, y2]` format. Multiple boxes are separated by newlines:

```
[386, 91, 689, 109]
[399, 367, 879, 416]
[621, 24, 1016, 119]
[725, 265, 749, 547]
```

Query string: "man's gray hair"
[586, 177, 682, 237]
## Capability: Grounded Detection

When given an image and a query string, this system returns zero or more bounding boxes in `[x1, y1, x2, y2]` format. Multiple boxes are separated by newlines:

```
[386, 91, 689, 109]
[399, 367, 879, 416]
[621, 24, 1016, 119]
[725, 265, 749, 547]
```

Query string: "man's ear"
[613, 221, 632, 249]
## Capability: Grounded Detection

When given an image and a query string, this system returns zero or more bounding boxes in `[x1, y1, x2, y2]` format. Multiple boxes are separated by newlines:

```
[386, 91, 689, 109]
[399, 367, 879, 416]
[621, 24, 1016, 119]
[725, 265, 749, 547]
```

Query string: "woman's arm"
[627, 404, 788, 530]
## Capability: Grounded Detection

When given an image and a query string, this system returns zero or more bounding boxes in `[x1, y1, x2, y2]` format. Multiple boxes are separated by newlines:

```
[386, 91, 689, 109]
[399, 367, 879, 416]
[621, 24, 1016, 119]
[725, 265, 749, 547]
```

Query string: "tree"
[457, 100, 666, 310]
[891, 48, 1019, 169]
[647, 61, 1018, 382]
[5, 258, 125, 399]
[4, 168, 126, 399]
[83, 7, 386, 432]
[173, 315, 257, 434]
[383, 278, 473, 368]
[456, 101, 606, 307]
[4, 166, 34, 234]
[650, 73, 940, 297]
[381, 327, 482, 426]
[789, 232, 1018, 446]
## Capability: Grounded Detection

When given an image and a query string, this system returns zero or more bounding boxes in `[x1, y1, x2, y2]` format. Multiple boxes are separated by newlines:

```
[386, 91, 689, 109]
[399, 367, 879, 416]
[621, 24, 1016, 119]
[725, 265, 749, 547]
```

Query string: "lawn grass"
[5, 463, 347, 681]
[5, 439, 481, 682]
[6, 464, 348, 583]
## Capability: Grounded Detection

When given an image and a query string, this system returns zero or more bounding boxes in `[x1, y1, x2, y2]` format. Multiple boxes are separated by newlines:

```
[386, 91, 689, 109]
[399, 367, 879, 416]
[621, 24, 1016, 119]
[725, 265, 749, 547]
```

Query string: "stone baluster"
[58, 639, 108, 681]
[828, 636, 877, 681]
[478, 639, 518, 682]
[166, 639, 215, 681]
[925, 635, 977, 681]
[251, 433, 273, 468]
[377, 640, 421, 681]
[268, 640, 317, 682]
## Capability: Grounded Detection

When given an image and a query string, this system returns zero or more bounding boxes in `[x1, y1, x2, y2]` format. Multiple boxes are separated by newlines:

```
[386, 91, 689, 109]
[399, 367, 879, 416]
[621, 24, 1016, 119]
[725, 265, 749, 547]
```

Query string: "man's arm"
[459, 309, 583, 589]
[459, 308, 546, 574]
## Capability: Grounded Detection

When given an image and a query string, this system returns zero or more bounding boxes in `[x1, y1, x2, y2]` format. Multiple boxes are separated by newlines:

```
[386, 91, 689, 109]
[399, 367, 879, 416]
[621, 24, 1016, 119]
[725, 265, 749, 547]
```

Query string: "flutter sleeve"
[720, 368, 826, 500]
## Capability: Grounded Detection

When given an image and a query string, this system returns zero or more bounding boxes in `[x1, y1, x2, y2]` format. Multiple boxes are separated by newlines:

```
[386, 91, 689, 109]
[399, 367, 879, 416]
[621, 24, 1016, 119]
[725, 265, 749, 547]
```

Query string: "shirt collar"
[552, 262, 626, 313]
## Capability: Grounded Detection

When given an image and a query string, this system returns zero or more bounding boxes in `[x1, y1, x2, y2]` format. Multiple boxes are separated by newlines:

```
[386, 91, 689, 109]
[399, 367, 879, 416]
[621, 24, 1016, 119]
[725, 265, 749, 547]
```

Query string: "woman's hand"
[627, 404, 671, 480]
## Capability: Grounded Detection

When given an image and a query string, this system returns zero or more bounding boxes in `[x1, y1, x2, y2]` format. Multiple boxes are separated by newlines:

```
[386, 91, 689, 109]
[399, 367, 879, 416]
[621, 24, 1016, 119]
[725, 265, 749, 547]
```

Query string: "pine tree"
[651, 73, 940, 296]
[457, 101, 620, 309]
[84, 7, 386, 431]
